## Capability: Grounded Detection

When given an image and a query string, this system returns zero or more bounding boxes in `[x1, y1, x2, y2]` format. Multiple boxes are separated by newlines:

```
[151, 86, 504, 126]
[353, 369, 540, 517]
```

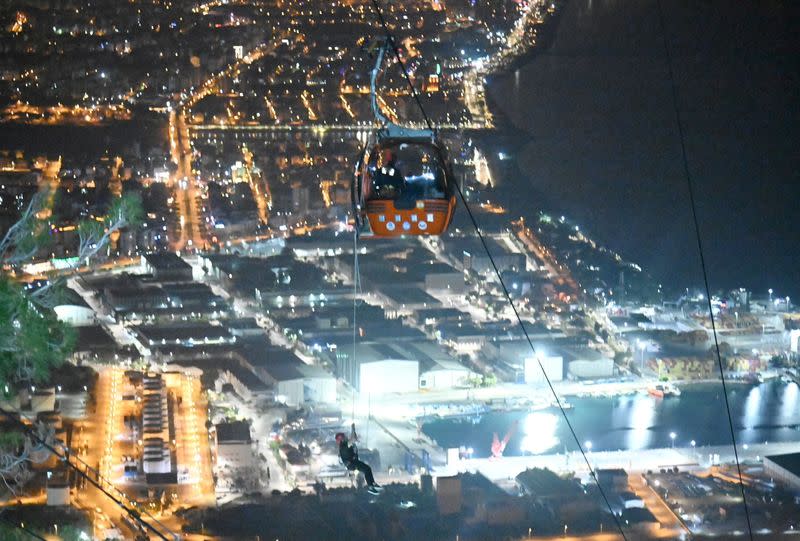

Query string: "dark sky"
[489, 0, 800, 298]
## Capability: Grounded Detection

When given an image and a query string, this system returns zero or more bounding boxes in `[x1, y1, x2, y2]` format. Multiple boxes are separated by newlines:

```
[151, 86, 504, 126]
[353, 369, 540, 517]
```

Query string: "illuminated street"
[1, 0, 798, 538]
[167, 371, 215, 506]
[85, 367, 214, 536]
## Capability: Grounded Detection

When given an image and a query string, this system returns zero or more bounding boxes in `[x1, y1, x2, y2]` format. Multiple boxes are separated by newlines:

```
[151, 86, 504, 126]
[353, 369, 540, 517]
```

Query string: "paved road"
[436, 441, 800, 482]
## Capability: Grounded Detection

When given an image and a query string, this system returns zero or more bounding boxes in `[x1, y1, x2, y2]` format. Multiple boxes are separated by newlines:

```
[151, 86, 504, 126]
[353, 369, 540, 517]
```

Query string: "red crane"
[490, 420, 518, 459]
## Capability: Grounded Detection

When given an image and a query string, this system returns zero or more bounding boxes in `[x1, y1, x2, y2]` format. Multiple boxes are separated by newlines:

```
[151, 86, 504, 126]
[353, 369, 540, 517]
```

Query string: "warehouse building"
[764, 453, 800, 491]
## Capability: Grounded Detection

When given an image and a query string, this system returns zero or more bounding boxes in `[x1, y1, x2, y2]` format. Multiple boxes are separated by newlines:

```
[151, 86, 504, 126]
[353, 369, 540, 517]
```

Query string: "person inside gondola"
[372, 148, 405, 198]
[406, 144, 444, 193]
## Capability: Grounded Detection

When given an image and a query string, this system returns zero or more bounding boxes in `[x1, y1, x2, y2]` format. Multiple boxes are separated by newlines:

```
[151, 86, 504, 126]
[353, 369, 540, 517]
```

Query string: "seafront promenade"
[437, 441, 800, 483]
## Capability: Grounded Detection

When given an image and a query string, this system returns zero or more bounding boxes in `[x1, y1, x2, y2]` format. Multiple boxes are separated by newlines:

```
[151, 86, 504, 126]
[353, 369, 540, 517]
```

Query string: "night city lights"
[0, 0, 798, 539]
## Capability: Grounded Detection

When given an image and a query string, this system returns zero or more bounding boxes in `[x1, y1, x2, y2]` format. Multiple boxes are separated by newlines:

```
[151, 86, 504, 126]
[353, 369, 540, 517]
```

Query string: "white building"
[342, 341, 475, 393]
[274, 363, 337, 406]
[360, 359, 419, 394]
[215, 421, 255, 470]
[563, 347, 615, 379]
[142, 438, 171, 474]
[790, 329, 800, 354]
[420, 360, 475, 390]
[336, 342, 420, 393]
[46, 471, 70, 506]
[483, 340, 564, 384]
[54, 304, 96, 327]
[524, 354, 564, 384]
[242, 348, 337, 406]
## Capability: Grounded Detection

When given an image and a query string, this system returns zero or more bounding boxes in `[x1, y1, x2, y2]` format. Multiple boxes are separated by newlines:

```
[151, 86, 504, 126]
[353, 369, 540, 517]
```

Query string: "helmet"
[381, 148, 396, 164]
[335, 432, 346, 444]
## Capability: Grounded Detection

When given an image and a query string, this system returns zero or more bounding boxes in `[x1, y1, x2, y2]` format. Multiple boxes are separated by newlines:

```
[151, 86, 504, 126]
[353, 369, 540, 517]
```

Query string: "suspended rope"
[453, 188, 628, 541]
[351, 138, 368, 422]
[367, 2, 628, 539]
[352, 228, 360, 422]
[0, 407, 175, 541]
[654, 1, 754, 538]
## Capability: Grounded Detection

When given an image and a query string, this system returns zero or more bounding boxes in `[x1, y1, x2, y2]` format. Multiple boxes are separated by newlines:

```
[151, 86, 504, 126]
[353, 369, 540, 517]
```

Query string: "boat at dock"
[647, 383, 681, 398]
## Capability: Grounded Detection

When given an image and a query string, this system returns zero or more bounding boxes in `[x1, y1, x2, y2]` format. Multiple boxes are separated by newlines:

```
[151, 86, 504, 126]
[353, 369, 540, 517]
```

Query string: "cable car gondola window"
[367, 142, 447, 203]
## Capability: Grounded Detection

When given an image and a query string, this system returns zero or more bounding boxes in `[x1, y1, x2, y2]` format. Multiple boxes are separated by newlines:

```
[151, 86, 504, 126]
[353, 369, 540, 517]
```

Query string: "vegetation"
[0, 188, 141, 493]
[0, 508, 90, 540]
[0, 190, 141, 388]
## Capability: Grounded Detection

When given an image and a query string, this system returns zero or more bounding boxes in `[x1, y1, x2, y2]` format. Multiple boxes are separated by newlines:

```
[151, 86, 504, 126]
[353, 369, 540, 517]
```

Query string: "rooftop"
[350, 340, 455, 371]
[206, 254, 332, 294]
[57, 287, 91, 308]
[145, 472, 179, 485]
[74, 325, 117, 351]
[143, 252, 192, 272]
[515, 467, 583, 499]
[441, 235, 517, 260]
[620, 507, 658, 524]
[216, 420, 251, 443]
[766, 453, 800, 475]
[264, 358, 331, 382]
[167, 355, 268, 392]
[414, 307, 468, 321]
[380, 285, 442, 307]
[135, 323, 234, 343]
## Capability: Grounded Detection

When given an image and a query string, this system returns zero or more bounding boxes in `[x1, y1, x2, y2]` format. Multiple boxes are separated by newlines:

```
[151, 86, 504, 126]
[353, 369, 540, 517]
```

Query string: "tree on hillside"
[1, 189, 141, 386]
[0, 187, 142, 493]
[0, 422, 54, 494]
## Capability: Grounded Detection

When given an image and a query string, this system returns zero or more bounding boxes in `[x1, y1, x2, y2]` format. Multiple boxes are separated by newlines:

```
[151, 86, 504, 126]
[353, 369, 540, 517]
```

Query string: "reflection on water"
[422, 382, 800, 458]
[780, 383, 799, 423]
[520, 411, 559, 454]
[626, 394, 656, 450]
[742, 386, 761, 431]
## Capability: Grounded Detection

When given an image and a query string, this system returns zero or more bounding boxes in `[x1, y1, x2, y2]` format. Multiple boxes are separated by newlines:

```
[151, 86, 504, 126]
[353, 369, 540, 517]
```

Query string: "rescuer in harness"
[336, 423, 382, 494]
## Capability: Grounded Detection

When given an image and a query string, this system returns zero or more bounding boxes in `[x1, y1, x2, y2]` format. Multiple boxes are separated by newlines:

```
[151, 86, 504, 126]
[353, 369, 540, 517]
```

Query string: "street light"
[670, 432, 676, 448]
[585, 440, 592, 451]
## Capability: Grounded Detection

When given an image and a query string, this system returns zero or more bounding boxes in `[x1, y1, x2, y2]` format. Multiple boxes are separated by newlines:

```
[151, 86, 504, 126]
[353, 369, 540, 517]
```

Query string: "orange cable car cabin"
[354, 138, 456, 237]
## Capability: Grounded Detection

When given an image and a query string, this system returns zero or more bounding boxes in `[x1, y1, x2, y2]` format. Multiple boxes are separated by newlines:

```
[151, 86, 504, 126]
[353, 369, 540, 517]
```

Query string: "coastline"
[464, 0, 567, 135]
[371, 376, 800, 464]
[460, 0, 571, 211]
[409, 377, 760, 404]
[407, 378, 765, 423]
[437, 440, 800, 480]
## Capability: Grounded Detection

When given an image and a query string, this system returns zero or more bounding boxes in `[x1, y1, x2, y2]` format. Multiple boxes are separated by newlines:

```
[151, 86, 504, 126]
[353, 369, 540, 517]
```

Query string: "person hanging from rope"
[336, 423, 382, 494]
